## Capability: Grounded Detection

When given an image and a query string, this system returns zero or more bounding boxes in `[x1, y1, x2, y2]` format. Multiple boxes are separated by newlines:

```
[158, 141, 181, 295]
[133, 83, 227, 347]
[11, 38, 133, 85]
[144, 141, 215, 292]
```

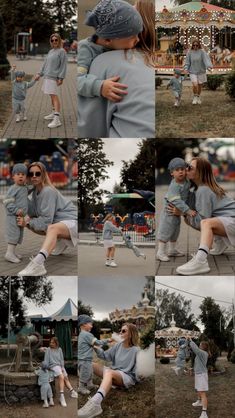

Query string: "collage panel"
[0, 138, 78, 277]
[0, 275, 78, 417]
[155, 276, 235, 418]
[156, 138, 235, 276]
[78, 276, 155, 418]
[77, 0, 155, 138]
[78, 138, 155, 279]
[156, 0, 235, 138]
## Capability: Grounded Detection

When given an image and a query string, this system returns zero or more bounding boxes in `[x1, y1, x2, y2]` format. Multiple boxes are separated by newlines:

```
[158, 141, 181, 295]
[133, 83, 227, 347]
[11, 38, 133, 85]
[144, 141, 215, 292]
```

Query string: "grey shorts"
[78, 360, 93, 384]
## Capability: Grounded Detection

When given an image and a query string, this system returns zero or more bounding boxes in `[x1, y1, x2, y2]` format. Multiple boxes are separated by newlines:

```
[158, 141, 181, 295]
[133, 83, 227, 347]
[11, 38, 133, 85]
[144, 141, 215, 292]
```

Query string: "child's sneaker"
[110, 260, 117, 267]
[5, 252, 21, 263]
[16, 114, 21, 122]
[156, 252, 170, 262]
[49, 398, 54, 406]
[87, 382, 99, 390]
[168, 249, 185, 257]
[192, 96, 198, 105]
[78, 387, 90, 395]
[174, 99, 179, 107]
[199, 411, 208, 418]
[171, 366, 180, 376]
[43, 400, 49, 408]
[192, 400, 203, 407]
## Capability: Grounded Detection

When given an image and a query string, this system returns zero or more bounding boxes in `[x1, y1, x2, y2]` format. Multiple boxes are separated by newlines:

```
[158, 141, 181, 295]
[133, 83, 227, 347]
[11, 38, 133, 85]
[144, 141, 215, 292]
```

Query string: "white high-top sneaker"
[44, 112, 55, 120]
[48, 115, 62, 128]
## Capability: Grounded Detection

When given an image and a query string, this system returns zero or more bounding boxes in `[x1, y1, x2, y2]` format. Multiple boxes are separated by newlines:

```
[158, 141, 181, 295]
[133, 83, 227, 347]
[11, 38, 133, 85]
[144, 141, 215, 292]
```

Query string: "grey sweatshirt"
[11, 71, 36, 101]
[164, 178, 191, 214]
[95, 342, 139, 382]
[187, 185, 235, 230]
[39, 48, 67, 80]
[3, 184, 28, 215]
[190, 341, 208, 374]
[167, 76, 184, 94]
[77, 38, 108, 97]
[44, 347, 64, 368]
[28, 186, 77, 232]
[102, 220, 121, 240]
[78, 330, 110, 361]
[78, 50, 155, 138]
[184, 49, 212, 74]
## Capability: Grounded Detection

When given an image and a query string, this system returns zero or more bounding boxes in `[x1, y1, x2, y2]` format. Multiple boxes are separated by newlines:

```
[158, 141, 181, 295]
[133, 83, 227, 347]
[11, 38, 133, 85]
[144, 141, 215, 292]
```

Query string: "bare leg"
[64, 376, 73, 391]
[93, 362, 104, 378]
[192, 83, 199, 95]
[99, 369, 124, 396]
[58, 374, 65, 392]
[40, 223, 71, 255]
[198, 83, 202, 96]
[50, 94, 60, 113]
[110, 246, 115, 258]
[200, 218, 227, 249]
[199, 391, 208, 410]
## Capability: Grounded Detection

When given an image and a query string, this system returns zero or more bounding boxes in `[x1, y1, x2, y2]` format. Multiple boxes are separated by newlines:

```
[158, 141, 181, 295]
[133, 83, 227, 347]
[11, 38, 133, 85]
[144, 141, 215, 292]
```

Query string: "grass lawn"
[155, 356, 235, 418]
[0, 79, 12, 134]
[156, 85, 235, 138]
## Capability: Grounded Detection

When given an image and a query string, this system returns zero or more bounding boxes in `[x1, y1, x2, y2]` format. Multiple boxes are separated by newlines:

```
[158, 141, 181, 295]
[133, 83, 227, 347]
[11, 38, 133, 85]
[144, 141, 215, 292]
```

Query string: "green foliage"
[140, 320, 155, 349]
[206, 75, 223, 91]
[199, 297, 227, 350]
[0, 13, 10, 79]
[230, 349, 235, 364]
[47, 0, 77, 38]
[78, 299, 94, 317]
[225, 71, 235, 99]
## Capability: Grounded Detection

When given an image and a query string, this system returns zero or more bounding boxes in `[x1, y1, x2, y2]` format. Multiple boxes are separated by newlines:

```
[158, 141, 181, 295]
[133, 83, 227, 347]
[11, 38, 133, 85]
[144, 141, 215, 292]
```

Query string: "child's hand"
[208, 67, 212, 72]
[187, 209, 197, 217]
[101, 77, 128, 102]
[12, 65, 17, 70]
[34, 74, 40, 81]
[16, 209, 23, 216]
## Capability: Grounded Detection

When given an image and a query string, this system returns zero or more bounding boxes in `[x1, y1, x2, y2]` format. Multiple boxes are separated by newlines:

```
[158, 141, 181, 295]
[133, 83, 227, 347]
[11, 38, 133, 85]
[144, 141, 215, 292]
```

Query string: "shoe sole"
[48, 123, 62, 128]
[78, 410, 102, 418]
[168, 253, 185, 257]
[176, 266, 210, 275]
[18, 269, 47, 276]
[156, 256, 170, 262]
[5, 256, 21, 263]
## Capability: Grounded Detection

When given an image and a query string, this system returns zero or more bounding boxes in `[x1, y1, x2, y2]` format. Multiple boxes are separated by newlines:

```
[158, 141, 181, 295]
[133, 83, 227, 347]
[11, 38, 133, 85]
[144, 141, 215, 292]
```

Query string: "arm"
[3, 189, 22, 215]
[57, 49, 67, 80]
[43, 349, 50, 368]
[26, 79, 37, 89]
[184, 52, 190, 72]
[94, 344, 117, 362]
[59, 348, 65, 367]
[185, 187, 214, 229]
[10, 68, 16, 82]
[202, 50, 213, 69]
[28, 188, 57, 232]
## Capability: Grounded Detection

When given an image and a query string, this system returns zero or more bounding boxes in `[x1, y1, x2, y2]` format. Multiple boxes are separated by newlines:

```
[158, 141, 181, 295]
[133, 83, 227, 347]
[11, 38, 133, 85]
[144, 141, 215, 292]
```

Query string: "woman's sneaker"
[48, 115, 62, 128]
[210, 240, 228, 255]
[176, 255, 210, 275]
[192, 399, 203, 407]
[199, 411, 208, 418]
[70, 389, 78, 398]
[110, 260, 117, 267]
[78, 398, 102, 418]
[192, 96, 198, 105]
[18, 259, 47, 276]
[44, 112, 55, 120]
[51, 239, 68, 255]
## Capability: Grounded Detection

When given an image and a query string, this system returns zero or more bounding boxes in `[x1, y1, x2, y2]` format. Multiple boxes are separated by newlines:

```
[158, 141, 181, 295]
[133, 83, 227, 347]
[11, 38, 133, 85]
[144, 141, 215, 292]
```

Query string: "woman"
[168, 157, 235, 275]
[78, 323, 140, 418]
[17, 161, 77, 276]
[36, 34, 67, 129]
[102, 213, 122, 267]
[77, 0, 155, 138]
[184, 39, 212, 105]
[44, 337, 78, 407]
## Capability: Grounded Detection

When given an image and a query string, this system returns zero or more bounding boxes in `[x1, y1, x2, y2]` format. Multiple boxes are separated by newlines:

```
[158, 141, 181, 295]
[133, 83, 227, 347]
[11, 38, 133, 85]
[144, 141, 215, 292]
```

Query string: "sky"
[155, 276, 235, 330]
[78, 276, 150, 320]
[100, 138, 142, 195]
[156, 0, 174, 11]
[25, 276, 77, 317]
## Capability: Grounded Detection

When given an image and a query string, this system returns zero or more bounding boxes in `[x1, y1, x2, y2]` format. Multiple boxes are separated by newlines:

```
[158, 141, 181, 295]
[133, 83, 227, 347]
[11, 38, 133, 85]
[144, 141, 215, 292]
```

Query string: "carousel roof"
[155, 315, 200, 339]
[171, 1, 233, 13]
[31, 298, 77, 322]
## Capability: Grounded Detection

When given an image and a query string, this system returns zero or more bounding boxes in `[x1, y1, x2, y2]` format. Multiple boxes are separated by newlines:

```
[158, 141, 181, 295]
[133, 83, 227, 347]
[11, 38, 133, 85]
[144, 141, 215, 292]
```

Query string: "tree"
[0, 13, 10, 79]
[155, 288, 198, 330]
[0, 277, 53, 337]
[120, 139, 155, 191]
[77, 139, 113, 224]
[199, 297, 228, 350]
[47, 0, 77, 38]
[78, 299, 94, 317]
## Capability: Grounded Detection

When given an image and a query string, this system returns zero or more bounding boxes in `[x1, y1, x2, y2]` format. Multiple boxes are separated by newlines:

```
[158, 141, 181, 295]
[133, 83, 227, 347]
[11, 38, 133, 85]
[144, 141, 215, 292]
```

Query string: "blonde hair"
[200, 340, 211, 357]
[104, 213, 114, 222]
[50, 33, 62, 48]
[135, 0, 155, 67]
[192, 157, 226, 198]
[191, 38, 202, 49]
[28, 162, 55, 189]
[123, 323, 139, 347]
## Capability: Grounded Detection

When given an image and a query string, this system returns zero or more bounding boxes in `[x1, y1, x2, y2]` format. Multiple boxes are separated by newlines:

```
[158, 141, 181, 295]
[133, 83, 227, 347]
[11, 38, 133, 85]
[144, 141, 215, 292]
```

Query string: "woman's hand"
[166, 203, 182, 216]
[57, 79, 63, 86]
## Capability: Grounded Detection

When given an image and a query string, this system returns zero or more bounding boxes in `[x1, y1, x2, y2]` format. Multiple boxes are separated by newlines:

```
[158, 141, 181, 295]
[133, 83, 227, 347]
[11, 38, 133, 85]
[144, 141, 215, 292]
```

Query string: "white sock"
[92, 388, 106, 405]
[6, 244, 17, 256]
[34, 249, 48, 265]
[54, 112, 60, 117]
[195, 244, 209, 262]
[169, 241, 176, 252]
[158, 241, 167, 254]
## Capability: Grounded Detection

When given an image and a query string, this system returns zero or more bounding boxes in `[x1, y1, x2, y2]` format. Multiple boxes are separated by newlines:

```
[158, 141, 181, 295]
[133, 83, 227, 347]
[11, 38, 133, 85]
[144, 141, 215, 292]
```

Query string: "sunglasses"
[120, 329, 127, 334]
[51, 38, 58, 43]
[29, 171, 41, 177]
[192, 44, 199, 47]
[186, 164, 194, 171]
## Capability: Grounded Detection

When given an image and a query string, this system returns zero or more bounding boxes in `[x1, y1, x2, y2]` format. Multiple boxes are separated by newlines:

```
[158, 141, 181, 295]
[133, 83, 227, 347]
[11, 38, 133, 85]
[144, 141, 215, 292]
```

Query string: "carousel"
[155, 314, 200, 358]
[156, 1, 235, 74]
[109, 288, 155, 331]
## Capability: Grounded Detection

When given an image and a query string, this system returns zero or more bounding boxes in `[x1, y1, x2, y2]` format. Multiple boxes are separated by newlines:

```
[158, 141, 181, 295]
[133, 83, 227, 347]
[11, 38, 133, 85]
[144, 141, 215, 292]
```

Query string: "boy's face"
[13, 172, 26, 186]
[174, 73, 180, 78]
[106, 35, 139, 50]
[82, 322, 93, 332]
[171, 167, 186, 182]
[16, 76, 24, 82]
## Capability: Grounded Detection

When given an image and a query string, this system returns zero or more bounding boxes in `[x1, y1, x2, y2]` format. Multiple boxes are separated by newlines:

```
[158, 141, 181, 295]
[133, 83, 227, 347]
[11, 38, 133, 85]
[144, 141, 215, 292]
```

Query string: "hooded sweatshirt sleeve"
[95, 343, 118, 362]
[28, 187, 57, 231]
[57, 49, 67, 79]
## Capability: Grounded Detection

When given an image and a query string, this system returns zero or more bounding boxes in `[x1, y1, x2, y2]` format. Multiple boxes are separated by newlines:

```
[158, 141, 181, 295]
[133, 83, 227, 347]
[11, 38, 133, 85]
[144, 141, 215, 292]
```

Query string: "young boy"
[167, 68, 185, 107]
[77, 0, 143, 101]
[3, 163, 28, 263]
[172, 337, 190, 375]
[11, 66, 37, 122]
[78, 315, 111, 395]
[157, 157, 196, 261]
[36, 361, 54, 408]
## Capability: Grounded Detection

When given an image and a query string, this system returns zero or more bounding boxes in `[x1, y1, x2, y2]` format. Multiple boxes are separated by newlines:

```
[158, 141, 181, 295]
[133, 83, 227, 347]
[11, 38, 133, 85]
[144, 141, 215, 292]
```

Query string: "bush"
[155, 77, 162, 88]
[160, 357, 170, 364]
[230, 349, 235, 364]
[0, 63, 10, 80]
[225, 71, 235, 99]
[206, 74, 223, 90]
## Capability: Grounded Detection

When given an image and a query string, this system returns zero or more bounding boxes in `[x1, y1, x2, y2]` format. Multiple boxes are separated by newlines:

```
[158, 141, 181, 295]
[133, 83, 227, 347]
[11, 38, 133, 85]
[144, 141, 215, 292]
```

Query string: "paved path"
[2, 56, 77, 139]
[156, 184, 235, 276]
[0, 204, 77, 276]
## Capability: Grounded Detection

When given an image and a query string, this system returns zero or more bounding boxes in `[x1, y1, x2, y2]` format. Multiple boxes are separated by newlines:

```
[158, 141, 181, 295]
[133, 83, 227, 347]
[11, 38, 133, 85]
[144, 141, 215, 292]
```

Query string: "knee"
[200, 218, 214, 228]
[47, 224, 59, 235]
[104, 369, 114, 378]
[59, 373, 65, 381]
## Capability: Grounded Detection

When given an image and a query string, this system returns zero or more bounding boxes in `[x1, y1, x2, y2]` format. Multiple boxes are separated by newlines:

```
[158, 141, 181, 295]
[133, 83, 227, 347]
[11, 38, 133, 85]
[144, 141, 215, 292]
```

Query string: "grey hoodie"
[39, 48, 67, 80]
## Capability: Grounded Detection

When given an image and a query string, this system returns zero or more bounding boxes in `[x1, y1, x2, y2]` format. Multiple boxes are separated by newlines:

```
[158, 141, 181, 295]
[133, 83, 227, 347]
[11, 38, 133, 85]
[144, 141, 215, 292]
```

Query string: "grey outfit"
[123, 235, 143, 257]
[77, 37, 108, 97]
[190, 341, 208, 374]
[95, 341, 139, 383]
[3, 185, 28, 244]
[28, 186, 77, 232]
[39, 48, 67, 80]
[78, 330, 109, 384]
[167, 76, 184, 98]
[157, 179, 191, 242]
[187, 185, 235, 230]
[37, 369, 53, 401]
[77, 50, 155, 138]
[175, 343, 190, 368]
[102, 220, 121, 240]
[184, 49, 212, 74]
[44, 347, 64, 369]
[11, 70, 36, 113]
